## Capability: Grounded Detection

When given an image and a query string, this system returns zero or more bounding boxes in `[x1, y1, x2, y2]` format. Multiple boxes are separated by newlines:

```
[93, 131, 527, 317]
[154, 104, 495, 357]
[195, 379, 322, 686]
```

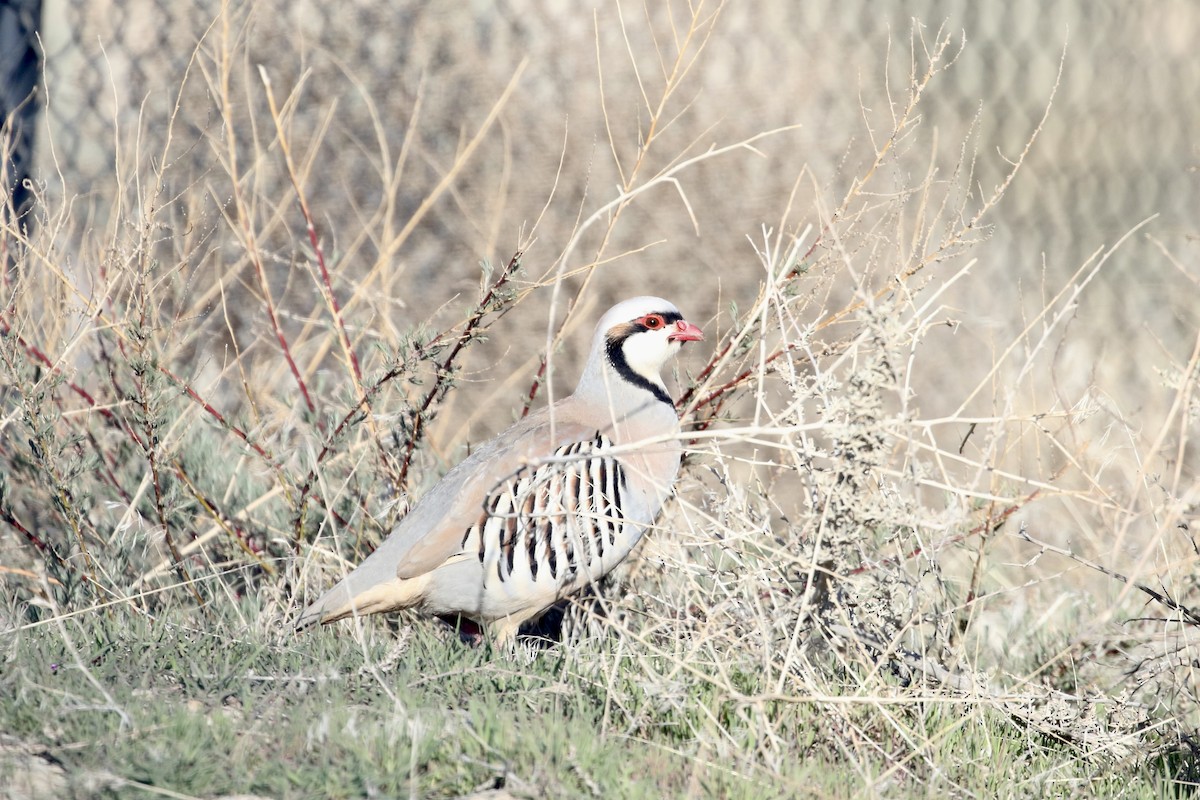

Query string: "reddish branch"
[283, 166, 398, 488]
[259, 71, 358, 410]
[677, 337, 738, 411]
[0, 504, 78, 584]
[297, 185, 363, 389]
[0, 497, 51, 554]
[249, 247, 316, 416]
[150, 366, 352, 552]
[394, 250, 523, 491]
[156, 363, 280, 467]
[521, 355, 549, 419]
[175, 460, 274, 574]
[3, 310, 353, 573]
[0, 317, 119, 425]
[2, 316, 140, 504]
[291, 359, 410, 547]
[289, 249, 522, 548]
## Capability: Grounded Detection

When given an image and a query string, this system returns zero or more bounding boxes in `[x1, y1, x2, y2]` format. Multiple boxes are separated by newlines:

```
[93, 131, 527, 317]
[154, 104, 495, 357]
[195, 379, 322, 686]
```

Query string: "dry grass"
[1, 2, 1197, 797]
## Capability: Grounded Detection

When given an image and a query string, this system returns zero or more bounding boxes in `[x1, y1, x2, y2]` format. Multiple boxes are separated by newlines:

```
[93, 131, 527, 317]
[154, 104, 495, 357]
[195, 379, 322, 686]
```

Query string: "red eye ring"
[640, 314, 665, 330]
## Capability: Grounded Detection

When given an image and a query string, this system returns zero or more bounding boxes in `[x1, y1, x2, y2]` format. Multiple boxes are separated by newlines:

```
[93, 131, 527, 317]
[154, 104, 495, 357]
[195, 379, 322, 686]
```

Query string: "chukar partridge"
[296, 296, 704, 643]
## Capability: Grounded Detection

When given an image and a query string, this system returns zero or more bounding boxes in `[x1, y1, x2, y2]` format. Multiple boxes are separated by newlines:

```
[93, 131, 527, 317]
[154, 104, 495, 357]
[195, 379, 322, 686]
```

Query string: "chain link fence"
[5, 1, 1198, 332]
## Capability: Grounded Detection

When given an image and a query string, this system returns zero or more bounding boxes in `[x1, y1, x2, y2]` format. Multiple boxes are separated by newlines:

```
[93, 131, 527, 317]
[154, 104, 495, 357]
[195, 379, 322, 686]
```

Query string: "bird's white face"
[616, 311, 705, 384]
[595, 299, 704, 407]
[574, 296, 704, 410]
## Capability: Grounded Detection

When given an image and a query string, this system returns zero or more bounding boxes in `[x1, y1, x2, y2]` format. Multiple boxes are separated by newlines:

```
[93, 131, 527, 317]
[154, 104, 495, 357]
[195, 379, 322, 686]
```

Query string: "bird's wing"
[299, 402, 603, 619]
[392, 405, 602, 579]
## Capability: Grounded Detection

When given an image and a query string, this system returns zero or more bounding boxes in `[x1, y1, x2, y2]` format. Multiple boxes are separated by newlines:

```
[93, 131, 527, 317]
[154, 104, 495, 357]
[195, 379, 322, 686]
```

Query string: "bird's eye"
[641, 314, 665, 330]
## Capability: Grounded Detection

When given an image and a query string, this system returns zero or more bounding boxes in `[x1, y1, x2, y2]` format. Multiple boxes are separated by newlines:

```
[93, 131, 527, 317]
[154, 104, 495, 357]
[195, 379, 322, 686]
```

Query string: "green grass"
[1, 603, 1188, 799]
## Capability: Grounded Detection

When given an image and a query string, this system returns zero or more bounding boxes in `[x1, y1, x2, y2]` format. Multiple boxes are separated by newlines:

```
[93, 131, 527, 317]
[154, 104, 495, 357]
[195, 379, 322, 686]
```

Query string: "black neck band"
[605, 335, 674, 407]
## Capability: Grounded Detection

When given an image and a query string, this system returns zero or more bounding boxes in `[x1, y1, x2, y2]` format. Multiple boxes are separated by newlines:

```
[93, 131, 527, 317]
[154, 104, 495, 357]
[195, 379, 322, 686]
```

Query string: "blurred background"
[4, 1, 1196, 418]
[3, 0, 1198, 541]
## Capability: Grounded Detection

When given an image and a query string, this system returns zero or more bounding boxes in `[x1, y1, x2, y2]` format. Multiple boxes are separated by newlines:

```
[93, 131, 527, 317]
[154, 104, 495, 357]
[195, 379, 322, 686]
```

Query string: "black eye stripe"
[635, 311, 682, 331]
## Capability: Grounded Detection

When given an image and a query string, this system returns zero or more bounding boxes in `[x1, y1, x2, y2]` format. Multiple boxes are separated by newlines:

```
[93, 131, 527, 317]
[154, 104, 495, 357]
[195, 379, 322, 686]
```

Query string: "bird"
[295, 296, 704, 643]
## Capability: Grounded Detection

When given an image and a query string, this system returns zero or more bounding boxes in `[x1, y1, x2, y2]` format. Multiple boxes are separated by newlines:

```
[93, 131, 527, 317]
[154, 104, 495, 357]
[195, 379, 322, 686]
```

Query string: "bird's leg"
[488, 616, 524, 649]
[438, 614, 486, 646]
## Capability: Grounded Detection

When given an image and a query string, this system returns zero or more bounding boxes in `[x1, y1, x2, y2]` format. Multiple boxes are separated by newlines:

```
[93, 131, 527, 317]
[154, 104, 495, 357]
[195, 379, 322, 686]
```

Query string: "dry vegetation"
[1, 2, 1198, 797]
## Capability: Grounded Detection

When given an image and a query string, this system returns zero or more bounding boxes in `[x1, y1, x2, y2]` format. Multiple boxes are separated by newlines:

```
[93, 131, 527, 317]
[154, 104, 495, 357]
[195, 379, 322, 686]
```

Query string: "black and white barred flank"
[461, 432, 630, 587]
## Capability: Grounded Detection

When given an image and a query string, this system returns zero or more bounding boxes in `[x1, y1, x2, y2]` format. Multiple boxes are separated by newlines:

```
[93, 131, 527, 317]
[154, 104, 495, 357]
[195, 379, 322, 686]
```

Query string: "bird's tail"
[294, 571, 430, 631]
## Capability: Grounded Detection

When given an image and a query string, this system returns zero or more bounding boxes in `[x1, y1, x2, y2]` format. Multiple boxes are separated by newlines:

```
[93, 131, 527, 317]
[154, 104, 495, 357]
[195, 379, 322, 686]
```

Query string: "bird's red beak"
[668, 319, 704, 343]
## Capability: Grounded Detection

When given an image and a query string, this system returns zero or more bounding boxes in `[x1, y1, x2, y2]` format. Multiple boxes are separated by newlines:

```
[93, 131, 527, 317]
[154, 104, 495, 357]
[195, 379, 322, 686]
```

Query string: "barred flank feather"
[472, 433, 628, 589]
